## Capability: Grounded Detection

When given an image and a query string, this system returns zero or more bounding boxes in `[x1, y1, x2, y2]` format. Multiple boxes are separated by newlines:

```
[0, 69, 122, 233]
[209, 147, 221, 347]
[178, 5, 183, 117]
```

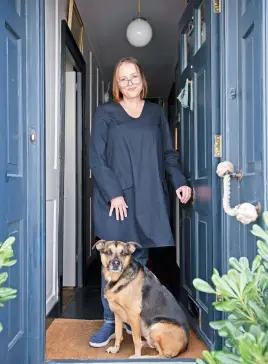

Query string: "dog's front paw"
[129, 354, 141, 359]
[106, 345, 120, 354]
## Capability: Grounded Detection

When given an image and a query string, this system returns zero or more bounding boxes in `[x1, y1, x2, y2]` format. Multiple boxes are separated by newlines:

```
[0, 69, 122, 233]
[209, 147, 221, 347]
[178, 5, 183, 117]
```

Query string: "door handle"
[216, 161, 261, 225]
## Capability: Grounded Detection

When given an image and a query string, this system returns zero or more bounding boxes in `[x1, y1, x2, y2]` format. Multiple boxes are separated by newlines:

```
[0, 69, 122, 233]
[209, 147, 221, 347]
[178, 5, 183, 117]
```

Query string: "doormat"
[46, 319, 207, 360]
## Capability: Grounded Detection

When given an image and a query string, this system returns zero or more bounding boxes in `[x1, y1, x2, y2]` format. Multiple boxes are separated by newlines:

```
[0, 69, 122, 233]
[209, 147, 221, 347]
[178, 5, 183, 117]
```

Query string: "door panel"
[179, 0, 217, 348]
[224, 0, 264, 263]
[238, 0, 263, 261]
[0, 1, 28, 363]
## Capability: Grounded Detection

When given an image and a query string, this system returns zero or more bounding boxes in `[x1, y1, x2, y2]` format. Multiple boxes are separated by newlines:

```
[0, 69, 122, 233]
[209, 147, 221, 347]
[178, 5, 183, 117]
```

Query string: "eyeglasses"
[118, 75, 141, 87]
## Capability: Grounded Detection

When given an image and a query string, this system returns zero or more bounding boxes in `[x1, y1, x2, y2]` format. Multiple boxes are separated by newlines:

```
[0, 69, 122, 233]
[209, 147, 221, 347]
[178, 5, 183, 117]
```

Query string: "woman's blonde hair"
[112, 57, 148, 103]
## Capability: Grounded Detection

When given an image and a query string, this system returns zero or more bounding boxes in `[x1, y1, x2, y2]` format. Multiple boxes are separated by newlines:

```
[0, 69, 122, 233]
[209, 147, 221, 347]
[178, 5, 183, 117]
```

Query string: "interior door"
[45, 0, 60, 315]
[0, 0, 28, 362]
[178, 0, 220, 348]
[223, 0, 264, 263]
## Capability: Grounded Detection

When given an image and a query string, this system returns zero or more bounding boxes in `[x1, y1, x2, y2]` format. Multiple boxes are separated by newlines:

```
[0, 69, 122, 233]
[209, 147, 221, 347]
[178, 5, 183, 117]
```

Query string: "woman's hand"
[176, 186, 192, 204]
[109, 196, 128, 221]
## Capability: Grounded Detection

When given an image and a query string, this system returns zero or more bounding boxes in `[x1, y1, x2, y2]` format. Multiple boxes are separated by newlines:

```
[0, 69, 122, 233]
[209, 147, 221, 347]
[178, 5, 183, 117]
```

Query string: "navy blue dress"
[90, 101, 186, 248]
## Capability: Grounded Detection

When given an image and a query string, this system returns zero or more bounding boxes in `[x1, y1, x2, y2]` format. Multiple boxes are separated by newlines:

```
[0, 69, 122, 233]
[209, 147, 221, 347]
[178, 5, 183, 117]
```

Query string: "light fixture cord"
[138, 0, 141, 14]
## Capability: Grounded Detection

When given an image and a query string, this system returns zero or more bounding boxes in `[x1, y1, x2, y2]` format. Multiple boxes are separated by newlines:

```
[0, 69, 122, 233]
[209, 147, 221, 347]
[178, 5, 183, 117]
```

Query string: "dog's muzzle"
[108, 259, 123, 272]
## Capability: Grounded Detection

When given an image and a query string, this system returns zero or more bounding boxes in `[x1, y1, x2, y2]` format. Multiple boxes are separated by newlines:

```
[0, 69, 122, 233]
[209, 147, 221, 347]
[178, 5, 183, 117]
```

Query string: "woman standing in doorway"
[89, 57, 191, 347]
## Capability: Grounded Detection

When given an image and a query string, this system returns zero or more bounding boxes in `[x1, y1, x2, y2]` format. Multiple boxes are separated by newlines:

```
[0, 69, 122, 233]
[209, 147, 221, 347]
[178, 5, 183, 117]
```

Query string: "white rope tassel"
[236, 203, 258, 225]
[222, 174, 239, 217]
[216, 161, 258, 225]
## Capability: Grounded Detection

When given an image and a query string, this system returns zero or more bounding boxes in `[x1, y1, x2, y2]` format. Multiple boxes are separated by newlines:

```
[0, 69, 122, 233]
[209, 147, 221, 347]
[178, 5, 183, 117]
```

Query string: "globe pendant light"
[126, 0, 153, 47]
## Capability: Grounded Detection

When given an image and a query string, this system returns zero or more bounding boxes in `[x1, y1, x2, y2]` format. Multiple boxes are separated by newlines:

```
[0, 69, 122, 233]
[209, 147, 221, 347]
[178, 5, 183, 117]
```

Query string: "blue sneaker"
[89, 322, 133, 347]
[89, 322, 115, 347]
[89, 322, 132, 347]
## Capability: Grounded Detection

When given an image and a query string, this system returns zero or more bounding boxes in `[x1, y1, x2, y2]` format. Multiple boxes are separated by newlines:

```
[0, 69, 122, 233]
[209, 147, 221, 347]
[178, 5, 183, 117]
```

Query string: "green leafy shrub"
[0, 237, 17, 332]
[193, 211, 268, 364]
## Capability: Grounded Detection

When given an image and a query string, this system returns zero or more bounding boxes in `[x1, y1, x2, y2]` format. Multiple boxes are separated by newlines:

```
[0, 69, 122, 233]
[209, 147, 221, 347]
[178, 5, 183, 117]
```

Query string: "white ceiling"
[76, 0, 186, 98]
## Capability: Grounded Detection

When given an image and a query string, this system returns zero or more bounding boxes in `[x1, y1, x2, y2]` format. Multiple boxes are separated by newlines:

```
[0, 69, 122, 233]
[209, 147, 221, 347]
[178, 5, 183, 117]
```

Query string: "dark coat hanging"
[90, 101, 186, 248]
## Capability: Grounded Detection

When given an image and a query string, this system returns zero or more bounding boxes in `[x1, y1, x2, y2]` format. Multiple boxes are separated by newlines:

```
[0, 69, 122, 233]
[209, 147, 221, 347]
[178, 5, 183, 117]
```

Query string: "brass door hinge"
[214, 135, 222, 157]
[213, 0, 221, 13]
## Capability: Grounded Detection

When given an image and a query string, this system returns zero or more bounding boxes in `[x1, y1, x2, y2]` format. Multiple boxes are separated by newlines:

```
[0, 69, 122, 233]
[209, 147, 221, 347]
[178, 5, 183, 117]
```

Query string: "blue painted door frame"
[0, 0, 267, 364]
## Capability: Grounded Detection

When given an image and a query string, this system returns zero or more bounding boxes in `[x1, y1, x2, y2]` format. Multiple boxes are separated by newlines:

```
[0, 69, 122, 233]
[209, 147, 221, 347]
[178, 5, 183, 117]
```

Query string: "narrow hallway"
[44, 0, 217, 361]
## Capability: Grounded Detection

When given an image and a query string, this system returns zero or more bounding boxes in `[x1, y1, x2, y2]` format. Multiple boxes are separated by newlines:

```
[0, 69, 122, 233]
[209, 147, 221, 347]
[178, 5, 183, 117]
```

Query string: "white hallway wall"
[45, 0, 105, 314]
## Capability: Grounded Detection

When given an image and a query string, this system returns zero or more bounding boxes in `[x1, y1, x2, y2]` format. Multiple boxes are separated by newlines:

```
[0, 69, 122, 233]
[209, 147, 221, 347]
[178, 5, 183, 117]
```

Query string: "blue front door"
[0, 1, 28, 363]
[0, 1, 44, 363]
[222, 0, 265, 263]
[178, 0, 221, 349]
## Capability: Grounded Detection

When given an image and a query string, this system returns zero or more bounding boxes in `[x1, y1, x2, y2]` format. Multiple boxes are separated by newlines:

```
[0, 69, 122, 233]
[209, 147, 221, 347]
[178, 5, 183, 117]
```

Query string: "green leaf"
[223, 271, 240, 296]
[257, 240, 268, 255]
[243, 282, 259, 302]
[1, 237, 15, 250]
[211, 275, 236, 298]
[260, 331, 268, 351]
[262, 211, 268, 228]
[2, 259, 17, 267]
[249, 325, 263, 339]
[218, 328, 228, 337]
[228, 314, 248, 328]
[209, 320, 227, 330]
[259, 272, 268, 292]
[202, 350, 218, 364]
[193, 278, 216, 294]
[258, 249, 268, 263]
[239, 269, 248, 295]
[229, 257, 243, 272]
[0, 295, 17, 302]
[214, 352, 240, 363]
[252, 255, 262, 272]
[0, 322, 3, 332]
[251, 224, 268, 242]
[239, 257, 249, 270]
[225, 321, 241, 340]
[248, 301, 268, 324]
[0, 272, 8, 285]
[213, 299, 238, 312]
[0, 287, 17, 297]
[238, 333, 256, 362]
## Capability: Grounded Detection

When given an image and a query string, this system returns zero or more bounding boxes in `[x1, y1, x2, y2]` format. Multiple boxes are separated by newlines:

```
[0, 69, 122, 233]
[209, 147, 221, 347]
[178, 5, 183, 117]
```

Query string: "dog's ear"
[92, 239, 106, 252]
[126, 241, 142, 254]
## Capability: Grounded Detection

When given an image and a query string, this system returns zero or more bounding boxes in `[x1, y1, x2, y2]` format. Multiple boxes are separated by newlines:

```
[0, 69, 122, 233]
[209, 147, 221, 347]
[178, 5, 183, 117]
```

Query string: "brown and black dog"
[93, 239, 190, 359]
